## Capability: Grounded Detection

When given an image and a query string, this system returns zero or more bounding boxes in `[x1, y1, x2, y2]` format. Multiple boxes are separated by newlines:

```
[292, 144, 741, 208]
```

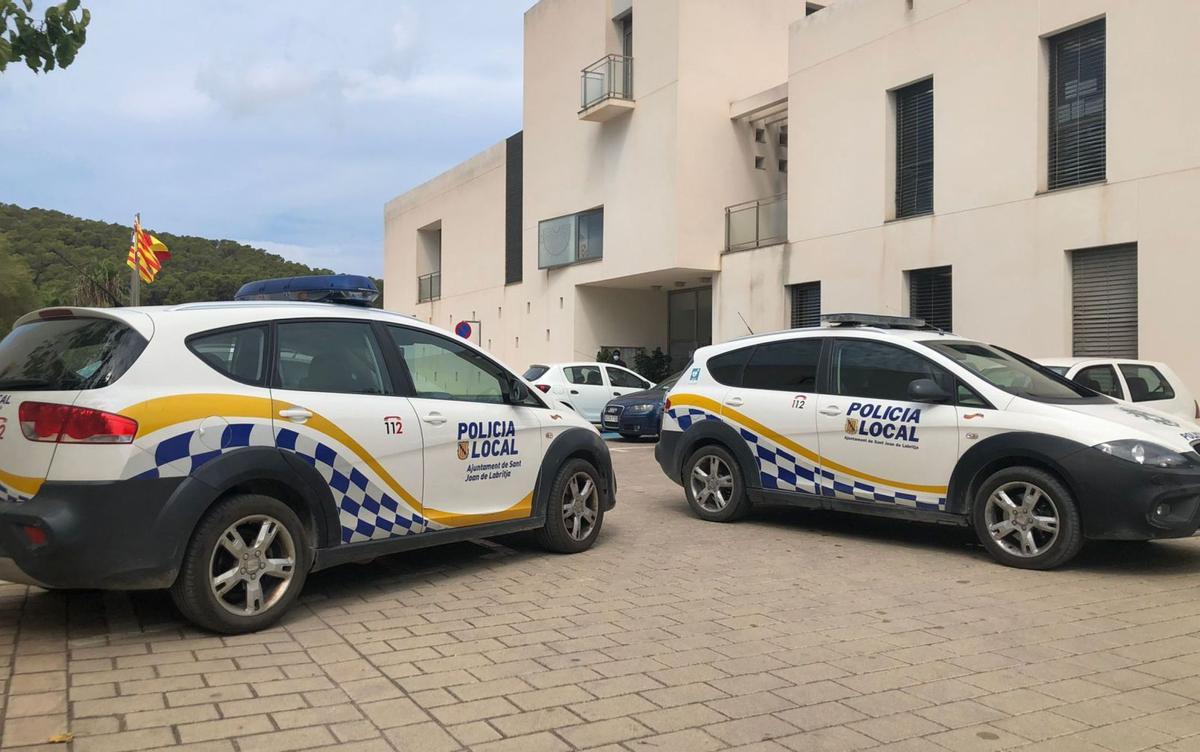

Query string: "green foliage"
[0, 1, 90, 74]
[0, 203, 380, 315]
[0, 239, 38, 332]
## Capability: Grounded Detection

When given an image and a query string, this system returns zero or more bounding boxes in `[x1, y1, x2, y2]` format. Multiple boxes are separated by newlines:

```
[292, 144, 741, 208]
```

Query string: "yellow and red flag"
[126, 215, 171, 284]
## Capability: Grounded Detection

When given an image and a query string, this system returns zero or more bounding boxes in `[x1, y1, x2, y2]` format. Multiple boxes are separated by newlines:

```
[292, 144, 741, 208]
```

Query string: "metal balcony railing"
[581, 54, 634, 111]
[417, 271, 441, 303]
[725, 193, 788, 252]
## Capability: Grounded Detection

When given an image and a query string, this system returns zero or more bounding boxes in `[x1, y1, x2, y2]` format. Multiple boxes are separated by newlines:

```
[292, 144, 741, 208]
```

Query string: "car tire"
[683, 444, 751, 522]
[170, 494, 311, 634]
[535, 458, 606, 554]
[972, 466, 1083, 570]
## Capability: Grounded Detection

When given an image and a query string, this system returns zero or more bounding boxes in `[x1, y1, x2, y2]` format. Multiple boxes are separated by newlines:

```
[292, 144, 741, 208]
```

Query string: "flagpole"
[130, 212, 141, 307]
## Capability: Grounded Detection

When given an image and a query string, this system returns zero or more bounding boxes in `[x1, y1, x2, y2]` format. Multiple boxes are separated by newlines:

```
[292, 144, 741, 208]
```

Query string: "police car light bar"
[234, 274, 379, 306]
[821, 313, 929, 329]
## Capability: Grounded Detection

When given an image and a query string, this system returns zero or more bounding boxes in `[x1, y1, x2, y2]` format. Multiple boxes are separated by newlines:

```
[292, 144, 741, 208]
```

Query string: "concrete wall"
[718, 0, 1200, 389]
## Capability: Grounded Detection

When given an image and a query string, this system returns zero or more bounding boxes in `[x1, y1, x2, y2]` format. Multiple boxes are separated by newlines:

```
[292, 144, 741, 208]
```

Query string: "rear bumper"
[655, 431, 683, 485]
[1062, 448, 1200, 540]
[0, 478, 185, 590]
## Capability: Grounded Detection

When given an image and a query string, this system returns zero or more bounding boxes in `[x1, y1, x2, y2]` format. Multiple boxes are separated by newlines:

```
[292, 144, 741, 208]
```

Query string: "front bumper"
[602, 407, 661, 436]
[0, 477, 185, 590]
[1063, 448, 1200, 540]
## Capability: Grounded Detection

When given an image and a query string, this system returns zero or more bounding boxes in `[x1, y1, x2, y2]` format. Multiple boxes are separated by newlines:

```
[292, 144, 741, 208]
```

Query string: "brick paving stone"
[8, 446, 1200, 751]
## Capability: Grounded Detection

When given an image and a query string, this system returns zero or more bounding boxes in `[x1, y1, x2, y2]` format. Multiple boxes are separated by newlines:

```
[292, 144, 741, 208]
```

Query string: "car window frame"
[606, 365, 649, 389]
[268, 317, 395, 397]
[186, 323, 272, 388]
[382, 323, 548, 409]
[1118, 362, 1176, 403]
[826, 337, 958, 404]
[1073, 363, 1125, 399]
[564, 364, 605, 388]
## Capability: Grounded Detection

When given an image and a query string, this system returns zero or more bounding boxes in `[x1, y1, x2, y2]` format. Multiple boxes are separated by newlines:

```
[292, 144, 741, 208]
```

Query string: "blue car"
[601, 372, 681, 440]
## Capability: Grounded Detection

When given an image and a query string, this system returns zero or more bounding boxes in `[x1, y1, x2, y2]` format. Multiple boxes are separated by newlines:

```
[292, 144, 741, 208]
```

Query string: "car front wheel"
[972, 467, 1083, 570]
[535, 459, 605, 553]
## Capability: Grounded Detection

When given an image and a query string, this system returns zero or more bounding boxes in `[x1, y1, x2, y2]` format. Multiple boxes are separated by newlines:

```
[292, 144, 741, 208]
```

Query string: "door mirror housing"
[508, 377, 530, 405]
[908, 378, 952, 404]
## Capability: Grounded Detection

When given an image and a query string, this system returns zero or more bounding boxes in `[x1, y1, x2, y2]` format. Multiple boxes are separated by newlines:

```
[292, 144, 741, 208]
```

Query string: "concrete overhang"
[579, 97, 636, 122]
[730, 82, 788, 125]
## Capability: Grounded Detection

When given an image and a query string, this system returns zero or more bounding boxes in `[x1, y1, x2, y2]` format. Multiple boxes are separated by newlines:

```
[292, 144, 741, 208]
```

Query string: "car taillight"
[19, 402, 138, 444]
[535, 384, 551, 393]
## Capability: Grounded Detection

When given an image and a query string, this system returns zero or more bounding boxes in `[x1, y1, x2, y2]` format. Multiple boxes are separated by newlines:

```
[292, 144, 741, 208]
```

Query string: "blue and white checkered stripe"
[667, 406, 946, 511]
[0, 481, 30, 504]
[127, 421, 428, 544]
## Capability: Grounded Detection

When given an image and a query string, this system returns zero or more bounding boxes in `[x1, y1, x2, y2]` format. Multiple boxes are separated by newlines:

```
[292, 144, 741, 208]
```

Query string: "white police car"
[0, 276, 614, 633]
[656, 314, 1200, 570]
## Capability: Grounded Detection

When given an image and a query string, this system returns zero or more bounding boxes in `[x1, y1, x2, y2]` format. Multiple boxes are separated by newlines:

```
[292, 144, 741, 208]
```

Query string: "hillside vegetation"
[0, 203, 377, 331]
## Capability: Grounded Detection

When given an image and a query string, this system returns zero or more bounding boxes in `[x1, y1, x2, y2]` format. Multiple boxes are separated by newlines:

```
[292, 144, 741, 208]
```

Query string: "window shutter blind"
[789, 282, 821, 328]
[909, 266, 952, 331]
[1049, 19, 1106, 190]
[895, 78, 934, 218]
[1072, 244, 1137, 358]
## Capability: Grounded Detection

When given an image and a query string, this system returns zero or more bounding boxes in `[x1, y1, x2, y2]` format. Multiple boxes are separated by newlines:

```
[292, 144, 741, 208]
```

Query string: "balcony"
[417, 271, 441, 303]
[579, 55, 634, 122]
[725, 194, 787, 252]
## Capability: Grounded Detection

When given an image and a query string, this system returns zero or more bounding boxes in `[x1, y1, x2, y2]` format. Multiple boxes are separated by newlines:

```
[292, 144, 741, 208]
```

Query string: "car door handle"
[613, 392, 620, 396]
[422, 412, 447, 426]
[570, 389, 580, 395]
[278, 408, 312, 423]
[724, 396, 744, 407]
[819, 406, 842, 416]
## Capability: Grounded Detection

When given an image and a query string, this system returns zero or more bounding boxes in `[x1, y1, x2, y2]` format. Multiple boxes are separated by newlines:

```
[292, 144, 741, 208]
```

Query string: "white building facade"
[385, 0, 1200, 392]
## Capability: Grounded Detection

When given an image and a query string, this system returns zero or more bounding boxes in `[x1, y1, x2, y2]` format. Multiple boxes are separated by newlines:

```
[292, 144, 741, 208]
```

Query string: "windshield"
[655, 372, 682, 391]
[926, 341, 1097, 401]
[0, 317, 147, 391]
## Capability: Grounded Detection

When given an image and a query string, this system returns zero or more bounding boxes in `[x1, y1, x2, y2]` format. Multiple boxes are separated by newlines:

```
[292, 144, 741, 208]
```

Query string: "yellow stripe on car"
[424, 492, 534, 527]
[0, 467, 44, 497]
[669, 393, 949, 495]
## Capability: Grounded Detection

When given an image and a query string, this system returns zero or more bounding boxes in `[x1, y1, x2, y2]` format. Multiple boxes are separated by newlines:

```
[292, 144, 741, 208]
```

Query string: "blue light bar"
[234, 275, 379, 306]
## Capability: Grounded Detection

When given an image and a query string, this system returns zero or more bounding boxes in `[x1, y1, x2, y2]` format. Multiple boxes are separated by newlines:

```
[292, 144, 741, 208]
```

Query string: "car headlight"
[624, 403, 658, 415]
[1095, 440, 1193, 468]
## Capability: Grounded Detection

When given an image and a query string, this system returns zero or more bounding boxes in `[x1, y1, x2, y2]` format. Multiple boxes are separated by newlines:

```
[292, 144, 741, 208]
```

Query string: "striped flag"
[126, 215, 171, 284]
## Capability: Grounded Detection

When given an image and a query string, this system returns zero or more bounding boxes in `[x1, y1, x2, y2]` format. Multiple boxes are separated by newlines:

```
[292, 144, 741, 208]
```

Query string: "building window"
[1049, 19, 1106, 190]
[417, 221, 441, 303]
[894, 77, 934, 218]
[538, 208, 603, 269]
[778, 159, 788, 173]
[806, 3, 825, 15]
[908, 265, 951, 331]
[788, 282, 820, 328]
[505, 132, 523, 285]
[755, 127, 766, 143]
[779, 125, 788, 147]
[754, 156, 766, 170]
[1072, 244, 1136, 358]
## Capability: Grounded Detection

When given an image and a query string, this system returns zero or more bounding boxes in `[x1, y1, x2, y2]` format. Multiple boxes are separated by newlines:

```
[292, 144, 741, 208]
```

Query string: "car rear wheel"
[972, 467, 1083, 570]
[170, 494, 310, 634]
[535, 459, 605, 554]
[684, 445, 750, 522]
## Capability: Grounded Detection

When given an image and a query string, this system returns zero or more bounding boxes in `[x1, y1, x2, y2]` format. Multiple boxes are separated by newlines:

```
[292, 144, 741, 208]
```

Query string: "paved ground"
[5, 441, 1200, 752]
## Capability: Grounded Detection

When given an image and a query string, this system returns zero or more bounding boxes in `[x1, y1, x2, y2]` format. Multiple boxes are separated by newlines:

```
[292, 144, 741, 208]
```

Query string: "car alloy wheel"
[983, 481, 1060, 558]
[208, 514, 297, 617]
[562, 472, 600, 541]
[690, 455, 734, 513]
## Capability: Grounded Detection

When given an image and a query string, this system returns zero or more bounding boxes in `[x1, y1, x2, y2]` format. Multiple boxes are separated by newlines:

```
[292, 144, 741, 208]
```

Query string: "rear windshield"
[523, 365, 549, 380]
[926, 341, 1099, 402]
[0, 317, 147, 391]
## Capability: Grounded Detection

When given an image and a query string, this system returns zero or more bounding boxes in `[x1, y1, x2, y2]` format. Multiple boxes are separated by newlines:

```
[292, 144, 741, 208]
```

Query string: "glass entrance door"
[668, 287, 712, 372]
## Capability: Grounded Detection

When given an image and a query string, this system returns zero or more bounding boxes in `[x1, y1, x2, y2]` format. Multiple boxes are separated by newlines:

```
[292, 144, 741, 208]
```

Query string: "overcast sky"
[0, 1, 532, 276]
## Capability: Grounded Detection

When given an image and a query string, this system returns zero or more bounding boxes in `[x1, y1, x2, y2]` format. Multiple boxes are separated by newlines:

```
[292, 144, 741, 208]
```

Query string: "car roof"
[693, 325, 957, 361]
[1038, 357, 1169, 369]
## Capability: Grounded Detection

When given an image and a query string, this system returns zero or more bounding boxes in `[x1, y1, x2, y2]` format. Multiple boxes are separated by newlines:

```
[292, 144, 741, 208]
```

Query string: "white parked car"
[1038, 358, 1197, 421]
[524, 362, 653, 423]
[658, 313, 1200, 570]
[0, 275, 615, 633]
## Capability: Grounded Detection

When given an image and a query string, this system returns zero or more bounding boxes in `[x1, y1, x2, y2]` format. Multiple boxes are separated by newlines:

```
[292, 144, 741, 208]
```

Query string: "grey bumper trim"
[0, 557, 45, 587]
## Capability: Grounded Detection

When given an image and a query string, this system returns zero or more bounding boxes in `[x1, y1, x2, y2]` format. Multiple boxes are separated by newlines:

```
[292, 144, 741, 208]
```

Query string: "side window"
[565, 365, 603, 386]
[607, 367, 646, 389]
[1119, 363, 1176, 402]
[1073, 365, 1123, 398]
[742, 339, 821, 392]
[276, 321, 388, 395]
[707, 347, 754, 387]
[832, 339, 950, 402]
[388, 326, 507, 404]
[956, 381, 990, 409]
[188, 326, 268, 385]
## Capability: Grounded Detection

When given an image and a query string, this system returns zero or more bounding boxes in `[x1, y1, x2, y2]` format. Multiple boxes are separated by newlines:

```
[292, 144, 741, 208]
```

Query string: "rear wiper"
[0, 378, 53, 389]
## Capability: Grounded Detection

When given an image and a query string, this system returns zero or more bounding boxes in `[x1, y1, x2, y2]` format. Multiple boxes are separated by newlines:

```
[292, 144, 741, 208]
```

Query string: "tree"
[0, 0, 90, 74]
[0, 242, 38, 334]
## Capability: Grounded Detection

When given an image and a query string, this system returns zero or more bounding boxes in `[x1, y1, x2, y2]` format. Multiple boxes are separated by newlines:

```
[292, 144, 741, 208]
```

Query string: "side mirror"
[508, 378, 530, 404]
[908, 378, 952, 404]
